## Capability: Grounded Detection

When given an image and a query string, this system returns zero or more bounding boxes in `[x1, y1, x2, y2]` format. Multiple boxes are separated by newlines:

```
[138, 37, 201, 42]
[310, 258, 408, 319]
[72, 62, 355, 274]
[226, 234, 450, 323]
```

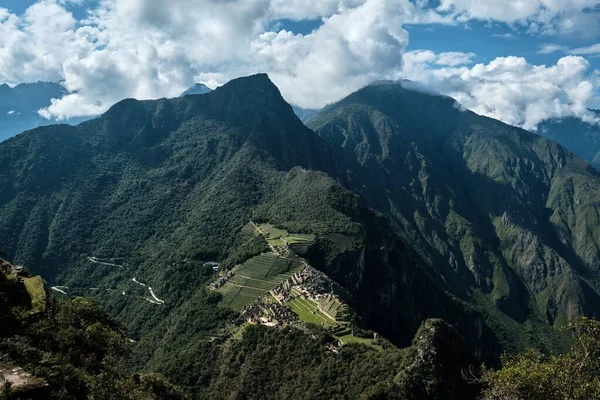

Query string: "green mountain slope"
[0, 258, 185, 399]
[0, 74, 492, 397]
[309, 81, 600, 338]
[5, 74, 600, 398]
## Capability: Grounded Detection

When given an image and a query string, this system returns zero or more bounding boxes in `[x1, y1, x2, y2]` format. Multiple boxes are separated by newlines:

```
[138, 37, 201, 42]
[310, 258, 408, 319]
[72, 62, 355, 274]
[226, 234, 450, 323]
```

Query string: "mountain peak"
[218, 73, 278, 94]
[181, 83, 212, 97]
[204, 73, 289, 114]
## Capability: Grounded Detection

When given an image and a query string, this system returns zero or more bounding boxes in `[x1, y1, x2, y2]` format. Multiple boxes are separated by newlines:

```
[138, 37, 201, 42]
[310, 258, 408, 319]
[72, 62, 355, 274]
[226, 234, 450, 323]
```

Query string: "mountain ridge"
[309, 81, 600, 333]
[3, 73, 599, 398]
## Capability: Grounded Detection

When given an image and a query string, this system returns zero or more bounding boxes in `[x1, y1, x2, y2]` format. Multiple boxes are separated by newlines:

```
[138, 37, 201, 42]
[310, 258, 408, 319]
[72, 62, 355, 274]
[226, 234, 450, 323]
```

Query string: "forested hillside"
[0, 258, 184, 399]
[310, 81, 600, 351]
[3, 74, 600, 398]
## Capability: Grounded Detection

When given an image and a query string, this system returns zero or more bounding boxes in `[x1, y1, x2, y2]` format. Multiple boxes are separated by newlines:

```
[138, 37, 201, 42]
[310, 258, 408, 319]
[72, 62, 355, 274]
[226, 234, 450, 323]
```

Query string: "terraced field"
[22, 276, 46, 312]
[217, 253, 303, 311]
[287, 296, 335, 327]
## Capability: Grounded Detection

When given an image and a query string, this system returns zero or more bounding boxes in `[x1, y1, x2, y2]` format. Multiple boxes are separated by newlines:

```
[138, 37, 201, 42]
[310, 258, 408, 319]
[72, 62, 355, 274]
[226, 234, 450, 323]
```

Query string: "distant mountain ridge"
[181, 83, 213, 96]
[0, 81, 92, 143]
[538, 111, 600, 169]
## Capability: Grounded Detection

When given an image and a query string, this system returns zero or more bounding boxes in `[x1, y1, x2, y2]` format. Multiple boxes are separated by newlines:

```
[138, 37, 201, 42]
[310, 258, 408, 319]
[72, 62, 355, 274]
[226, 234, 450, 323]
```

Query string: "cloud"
[492, 32, 517, 39]
[435, 51, 476, 66]
[404, 50, 475, 67]
[0, 0, 598, 123]
[571, 43, 600, 55]
[436, 0, 600, 37]
[538, 43, 569, 54]
[251, 0, 410, 108]
[0, 0, 415, 117]
[402, 52, 600, 130]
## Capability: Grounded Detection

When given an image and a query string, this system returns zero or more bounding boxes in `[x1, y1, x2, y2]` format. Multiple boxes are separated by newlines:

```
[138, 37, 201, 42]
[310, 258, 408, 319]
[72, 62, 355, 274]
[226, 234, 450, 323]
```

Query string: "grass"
[220, 284, 268, 311]
[258, 224, 288, 239]
[288, 299, 334, 326]
[266, 238, 285, 247]
[337, 333, 382, 350]
[285, 234, 315, 244]
[22, 276, 46, 312]
[218, 251, 303, 312]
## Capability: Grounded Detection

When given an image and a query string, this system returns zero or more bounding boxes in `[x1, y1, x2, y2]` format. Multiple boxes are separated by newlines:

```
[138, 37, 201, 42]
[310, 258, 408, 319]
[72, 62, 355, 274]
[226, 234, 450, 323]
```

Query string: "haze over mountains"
[0, 82, 93, 143]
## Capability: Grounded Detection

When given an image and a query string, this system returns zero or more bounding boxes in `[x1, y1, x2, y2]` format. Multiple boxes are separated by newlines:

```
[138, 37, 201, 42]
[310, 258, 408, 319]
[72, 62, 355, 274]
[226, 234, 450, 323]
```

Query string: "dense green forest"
[0, 259, 184, 399]
[3, 74, 600, 398]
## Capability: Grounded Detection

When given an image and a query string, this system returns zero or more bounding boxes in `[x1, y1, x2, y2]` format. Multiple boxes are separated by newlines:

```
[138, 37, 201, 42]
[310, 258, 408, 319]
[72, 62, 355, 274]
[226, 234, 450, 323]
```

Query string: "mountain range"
[538, 112, 600, 169]
[0, 82, 92, 143]
[2, 74, 600, 398]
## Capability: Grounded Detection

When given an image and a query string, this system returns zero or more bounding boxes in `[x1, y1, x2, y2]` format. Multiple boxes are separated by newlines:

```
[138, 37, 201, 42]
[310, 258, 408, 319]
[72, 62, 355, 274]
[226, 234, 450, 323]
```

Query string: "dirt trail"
[133, 277, 164, 304]
[87, 257, 125, 268]
[51, 286, 68, 295]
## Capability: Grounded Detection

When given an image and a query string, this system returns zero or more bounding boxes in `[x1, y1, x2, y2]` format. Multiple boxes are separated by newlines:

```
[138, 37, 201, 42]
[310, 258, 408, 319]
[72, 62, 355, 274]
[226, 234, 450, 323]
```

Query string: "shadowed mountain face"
[309, 82, 600, 332]
[538, 112, 600, 170]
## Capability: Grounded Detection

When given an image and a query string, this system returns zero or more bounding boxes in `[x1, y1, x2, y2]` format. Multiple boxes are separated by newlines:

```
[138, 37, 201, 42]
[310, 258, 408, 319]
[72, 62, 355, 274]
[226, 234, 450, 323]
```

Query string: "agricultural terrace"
[217, 252, 304, 311]
[254, 223, 316, 255]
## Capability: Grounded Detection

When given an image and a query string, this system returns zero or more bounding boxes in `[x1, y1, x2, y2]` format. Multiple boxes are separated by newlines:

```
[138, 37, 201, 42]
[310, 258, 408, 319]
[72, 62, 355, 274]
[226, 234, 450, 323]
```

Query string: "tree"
[481, 317, 600, 400]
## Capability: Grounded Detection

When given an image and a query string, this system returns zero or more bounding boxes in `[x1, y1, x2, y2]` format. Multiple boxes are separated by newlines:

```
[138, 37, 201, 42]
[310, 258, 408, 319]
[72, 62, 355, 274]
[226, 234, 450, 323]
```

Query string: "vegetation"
[481, 317, 600, 400]
[309, 80, 600, 356]
[3, 74, 600, 399]
[216, 252, 303, 311]
[0, 262, 185, 399]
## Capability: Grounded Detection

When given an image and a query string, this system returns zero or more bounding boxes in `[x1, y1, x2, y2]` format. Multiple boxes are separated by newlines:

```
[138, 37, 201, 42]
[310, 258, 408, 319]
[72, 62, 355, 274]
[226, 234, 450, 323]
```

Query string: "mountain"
[3, 73, 600, 398]
[0, 74, 489, 397]
[0, 82, 65, 142]
[538, 112, 600, 169]
[0, 82, 92, 143]
[180, 83, 213, 96]
[309, 81, 600, 342]
[0, 258, 185, 399]
[292, 105, 321, 124]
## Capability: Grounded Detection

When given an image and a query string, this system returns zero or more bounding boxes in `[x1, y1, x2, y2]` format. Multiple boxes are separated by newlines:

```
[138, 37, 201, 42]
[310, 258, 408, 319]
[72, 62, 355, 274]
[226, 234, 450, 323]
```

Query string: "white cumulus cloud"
[403, 52, 600, 130]
[436, 0, 600, 37]
[0, 0, 597, 125]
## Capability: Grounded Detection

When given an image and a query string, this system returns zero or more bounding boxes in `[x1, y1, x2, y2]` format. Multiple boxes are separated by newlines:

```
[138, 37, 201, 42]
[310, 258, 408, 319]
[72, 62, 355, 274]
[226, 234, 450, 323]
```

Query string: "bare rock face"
[0, 361, 49, 398]
[393, 319, 480, 400]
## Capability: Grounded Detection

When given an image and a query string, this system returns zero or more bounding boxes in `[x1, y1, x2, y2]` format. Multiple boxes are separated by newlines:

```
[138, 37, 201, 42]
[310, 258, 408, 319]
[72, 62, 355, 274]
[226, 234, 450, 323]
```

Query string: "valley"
[1, 73, 599, 399]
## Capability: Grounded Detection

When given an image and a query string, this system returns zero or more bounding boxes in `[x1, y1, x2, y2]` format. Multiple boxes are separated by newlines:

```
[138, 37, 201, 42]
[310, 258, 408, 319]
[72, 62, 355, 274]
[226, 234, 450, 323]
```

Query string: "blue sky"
[1, 0, 599, 126]
[2, 0, 92, 19]
[273, 14, 600, 76]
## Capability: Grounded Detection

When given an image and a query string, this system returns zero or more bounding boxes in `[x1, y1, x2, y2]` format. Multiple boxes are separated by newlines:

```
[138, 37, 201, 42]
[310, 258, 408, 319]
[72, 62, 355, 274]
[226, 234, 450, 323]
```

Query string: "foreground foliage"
[481, 317, 600, 400]
[0, 262, 185, 400]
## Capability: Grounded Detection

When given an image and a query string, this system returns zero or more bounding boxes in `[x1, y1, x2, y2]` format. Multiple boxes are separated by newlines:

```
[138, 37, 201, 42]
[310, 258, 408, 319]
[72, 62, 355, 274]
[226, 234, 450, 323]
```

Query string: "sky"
[1, 0, 599, 131]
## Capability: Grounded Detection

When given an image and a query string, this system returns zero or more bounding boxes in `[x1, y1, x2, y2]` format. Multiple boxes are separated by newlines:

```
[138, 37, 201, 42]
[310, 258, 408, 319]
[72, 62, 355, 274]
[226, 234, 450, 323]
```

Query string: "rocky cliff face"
[309, 82, 600, 345]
